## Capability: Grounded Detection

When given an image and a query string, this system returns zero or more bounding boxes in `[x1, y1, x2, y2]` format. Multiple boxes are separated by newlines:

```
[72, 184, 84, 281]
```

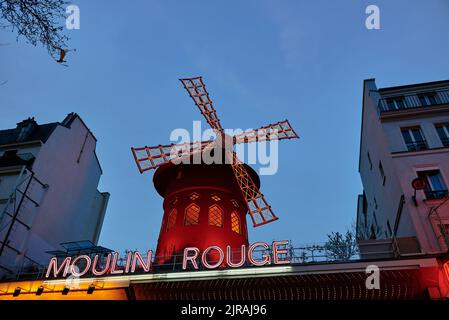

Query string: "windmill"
[131, 76, 299, 265]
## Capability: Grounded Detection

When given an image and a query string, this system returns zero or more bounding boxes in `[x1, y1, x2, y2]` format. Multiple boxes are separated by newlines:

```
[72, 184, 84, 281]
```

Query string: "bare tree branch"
[0, 0, 69, 58]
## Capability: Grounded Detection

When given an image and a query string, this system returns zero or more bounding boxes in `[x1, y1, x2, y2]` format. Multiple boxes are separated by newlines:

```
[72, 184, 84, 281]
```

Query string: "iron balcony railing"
[424, 189, 449, 200]
[405, 140, 428, 152]
[378, 89, 449, 112]
[441, 137, 449, 148]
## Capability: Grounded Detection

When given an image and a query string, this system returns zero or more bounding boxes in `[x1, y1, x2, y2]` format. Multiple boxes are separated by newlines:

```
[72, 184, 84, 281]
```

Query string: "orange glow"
[0, 289, 127, 300]
[185, 203, 200, 225]
[0, 279, 129, 300]
[231, 211, 240, 234]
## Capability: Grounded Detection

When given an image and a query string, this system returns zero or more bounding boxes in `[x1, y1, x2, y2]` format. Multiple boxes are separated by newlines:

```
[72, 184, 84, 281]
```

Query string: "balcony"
[441, 137, 449, 148]
[378, 89, 449, 112]
[404, 140, 428, 152]
[424, 189, 449, 200]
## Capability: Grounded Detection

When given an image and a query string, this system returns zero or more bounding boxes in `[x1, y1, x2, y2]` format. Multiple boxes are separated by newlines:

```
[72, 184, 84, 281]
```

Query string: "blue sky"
[1, 0, 449, 254]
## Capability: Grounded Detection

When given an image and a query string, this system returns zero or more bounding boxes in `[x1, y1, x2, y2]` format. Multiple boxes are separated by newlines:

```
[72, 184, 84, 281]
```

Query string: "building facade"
[0, 113, 109, 278]
[357, 79, 449, 256]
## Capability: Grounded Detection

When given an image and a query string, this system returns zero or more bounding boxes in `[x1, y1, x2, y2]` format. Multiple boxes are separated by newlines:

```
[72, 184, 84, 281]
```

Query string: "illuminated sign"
[46, 240, 291, 278]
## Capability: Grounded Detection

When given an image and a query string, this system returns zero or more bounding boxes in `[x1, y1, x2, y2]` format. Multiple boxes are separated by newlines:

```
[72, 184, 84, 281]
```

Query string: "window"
[362, 192, 368, 214]
[435, 123, 449, 147]
[417, 170, 448, 199]
[17, 126, 33, 142]
[231, 212, 241, 234]
[418, 92, 439, 106]
[361, 193, 368, 227]
[230, 199, 239, 208]
[208, 205, 223, 227]
[367, 152, 373, 170]
[386, 96, 405, 110]
[185, 204, 200, 225]
[189, 192, 199, 200]
[211, 194, 221, 201]
[378, 161, 386, 185]
[401, 127, 427, 151]
[393, 195, 405, 237]
[166, 208, 177, 231]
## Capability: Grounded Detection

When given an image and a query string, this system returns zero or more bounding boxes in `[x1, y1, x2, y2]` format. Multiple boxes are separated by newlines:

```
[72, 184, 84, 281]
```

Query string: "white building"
[0, 113, 109, 278]
[357, 79, 449, 257]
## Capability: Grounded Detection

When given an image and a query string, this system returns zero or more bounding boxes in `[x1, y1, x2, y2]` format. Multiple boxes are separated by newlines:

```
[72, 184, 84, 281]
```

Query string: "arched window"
[208, 204, 223, 227]
[231, 211, 241, 234]
[185, 203, 200, 226]
[166, 208, 177, 231]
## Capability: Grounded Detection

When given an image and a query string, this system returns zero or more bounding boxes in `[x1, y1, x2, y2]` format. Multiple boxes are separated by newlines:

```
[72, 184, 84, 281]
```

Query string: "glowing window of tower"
[185, 204, 200, 226]
[208, 204, 223, 227]
[230, 199, 239, 208]
[211, 194, 221, 201]
[231, 211, 241, 234]
[166, 208, 177, 231]
[189, 192, 200, 200]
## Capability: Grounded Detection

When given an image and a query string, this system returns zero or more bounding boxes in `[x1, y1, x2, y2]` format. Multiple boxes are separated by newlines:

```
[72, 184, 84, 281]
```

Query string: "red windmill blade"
[131, 140, 215, 173]
[233, 120, 299, 144]
[226, 150, 279, 227]
[179, 77, 224, 132]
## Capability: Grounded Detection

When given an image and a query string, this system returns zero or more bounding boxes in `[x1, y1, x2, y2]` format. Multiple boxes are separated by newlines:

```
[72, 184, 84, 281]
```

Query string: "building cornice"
[391, 146, 449, 158]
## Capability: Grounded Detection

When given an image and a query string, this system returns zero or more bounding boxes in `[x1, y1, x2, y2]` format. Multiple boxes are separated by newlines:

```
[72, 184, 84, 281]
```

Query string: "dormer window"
[16, 117, 37, 142]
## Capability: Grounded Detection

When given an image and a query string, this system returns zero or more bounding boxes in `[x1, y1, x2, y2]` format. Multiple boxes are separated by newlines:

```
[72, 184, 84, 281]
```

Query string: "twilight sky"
[1, 0, 449, 254]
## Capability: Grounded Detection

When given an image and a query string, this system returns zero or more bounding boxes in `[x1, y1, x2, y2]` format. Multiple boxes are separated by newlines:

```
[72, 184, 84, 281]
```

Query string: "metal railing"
[378, 89, 449, 112]
[441, 137, 449, 148]
[405, 140, 428, 152]
[424, 190, 449, 200]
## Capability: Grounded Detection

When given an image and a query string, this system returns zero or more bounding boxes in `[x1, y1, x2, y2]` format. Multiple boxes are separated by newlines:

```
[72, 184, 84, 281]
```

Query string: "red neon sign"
[46, 241, 291, 278]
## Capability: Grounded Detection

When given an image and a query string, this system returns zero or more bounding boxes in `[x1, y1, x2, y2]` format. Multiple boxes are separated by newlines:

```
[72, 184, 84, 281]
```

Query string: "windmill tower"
[131, 77, 299, 266]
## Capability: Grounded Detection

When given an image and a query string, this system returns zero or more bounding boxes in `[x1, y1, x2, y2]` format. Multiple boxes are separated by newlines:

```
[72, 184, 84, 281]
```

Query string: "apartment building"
[0, 113, 109, 278]
[357, 79, 449, 256]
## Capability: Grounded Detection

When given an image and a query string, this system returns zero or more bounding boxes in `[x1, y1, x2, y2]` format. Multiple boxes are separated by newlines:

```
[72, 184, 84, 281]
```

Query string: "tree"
[0, 0, 68, 58]
[324, 228, 358, 261]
